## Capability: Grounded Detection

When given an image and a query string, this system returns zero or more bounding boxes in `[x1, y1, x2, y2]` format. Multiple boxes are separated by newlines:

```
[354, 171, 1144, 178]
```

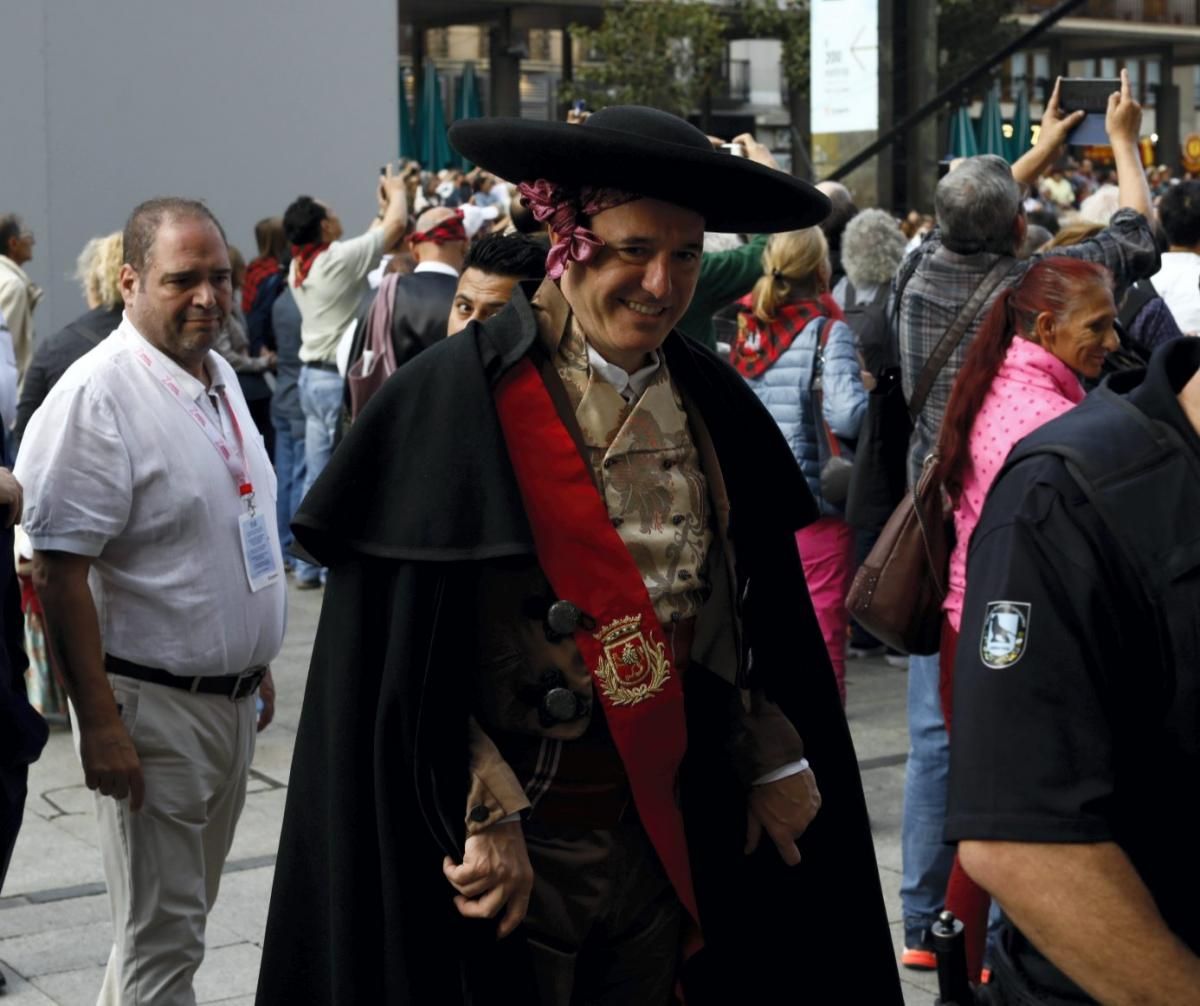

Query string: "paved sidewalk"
[0, 581, 941, 1005]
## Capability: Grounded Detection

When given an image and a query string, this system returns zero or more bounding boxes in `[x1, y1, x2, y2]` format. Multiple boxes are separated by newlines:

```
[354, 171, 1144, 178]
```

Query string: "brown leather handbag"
[845, 254, 1017, 655]
[846, 451, 949, 655]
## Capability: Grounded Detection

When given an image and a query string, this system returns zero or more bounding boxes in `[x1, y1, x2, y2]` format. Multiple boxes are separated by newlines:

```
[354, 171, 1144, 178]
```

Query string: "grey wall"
[0, 0, 397, 335]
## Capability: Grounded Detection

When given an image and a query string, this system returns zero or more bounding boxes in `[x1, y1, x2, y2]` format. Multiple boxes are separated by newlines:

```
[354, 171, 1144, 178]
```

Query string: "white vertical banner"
[810, 0, 879, 134]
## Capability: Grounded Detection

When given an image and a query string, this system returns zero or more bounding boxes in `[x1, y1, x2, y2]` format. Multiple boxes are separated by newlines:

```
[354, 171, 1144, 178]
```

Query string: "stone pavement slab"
[0, 580, 945, 1004]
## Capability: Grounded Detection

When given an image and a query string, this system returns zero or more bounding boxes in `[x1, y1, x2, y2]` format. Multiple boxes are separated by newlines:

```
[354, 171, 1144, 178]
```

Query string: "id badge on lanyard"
[134, 347, 281, 592]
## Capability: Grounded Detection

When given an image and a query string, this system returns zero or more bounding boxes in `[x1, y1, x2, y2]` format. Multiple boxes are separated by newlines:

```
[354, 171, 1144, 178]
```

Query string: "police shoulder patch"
[979, 601, 1031, 669]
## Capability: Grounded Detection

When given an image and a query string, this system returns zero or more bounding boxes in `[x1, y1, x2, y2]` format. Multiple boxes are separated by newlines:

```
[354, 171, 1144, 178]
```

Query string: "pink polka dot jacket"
[944, 336, 1085, 632]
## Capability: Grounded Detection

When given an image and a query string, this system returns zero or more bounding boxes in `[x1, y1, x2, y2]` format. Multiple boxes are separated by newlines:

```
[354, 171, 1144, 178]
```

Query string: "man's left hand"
[256, 669, 275, 732]
[745, 767, 821, 866]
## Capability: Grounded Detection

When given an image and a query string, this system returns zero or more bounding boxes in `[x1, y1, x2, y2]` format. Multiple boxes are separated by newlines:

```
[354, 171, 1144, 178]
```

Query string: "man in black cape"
[258, 107, 901, 1005]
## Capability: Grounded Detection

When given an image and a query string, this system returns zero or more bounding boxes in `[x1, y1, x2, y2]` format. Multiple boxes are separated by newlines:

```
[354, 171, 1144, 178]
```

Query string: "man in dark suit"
[388, 207, 464, 365]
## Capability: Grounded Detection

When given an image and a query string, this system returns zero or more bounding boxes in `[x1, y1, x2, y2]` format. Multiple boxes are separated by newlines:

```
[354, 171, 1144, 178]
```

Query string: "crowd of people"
[1, 66, 1199, 1005]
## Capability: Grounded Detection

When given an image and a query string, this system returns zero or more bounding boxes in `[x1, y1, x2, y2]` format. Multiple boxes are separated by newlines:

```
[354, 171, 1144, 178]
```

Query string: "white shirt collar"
[414, 260, 459, 278]
[121, 314, 225, 401]
[585, 344, 661, 404]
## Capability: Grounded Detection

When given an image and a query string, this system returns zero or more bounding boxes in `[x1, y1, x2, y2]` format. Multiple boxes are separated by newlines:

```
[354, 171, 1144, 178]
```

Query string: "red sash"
[493, 357, 699, 925]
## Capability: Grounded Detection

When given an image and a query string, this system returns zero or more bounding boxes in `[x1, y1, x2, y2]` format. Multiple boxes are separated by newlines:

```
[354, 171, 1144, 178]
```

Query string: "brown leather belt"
[105, 654, 265, 701]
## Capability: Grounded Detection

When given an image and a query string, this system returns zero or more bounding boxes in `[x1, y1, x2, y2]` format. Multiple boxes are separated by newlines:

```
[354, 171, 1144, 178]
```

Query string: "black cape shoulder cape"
[258, 286, 902, 1004]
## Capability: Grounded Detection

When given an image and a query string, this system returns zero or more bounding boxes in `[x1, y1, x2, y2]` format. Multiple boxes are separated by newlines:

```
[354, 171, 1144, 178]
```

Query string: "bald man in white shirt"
[16, 198, 286, 1006]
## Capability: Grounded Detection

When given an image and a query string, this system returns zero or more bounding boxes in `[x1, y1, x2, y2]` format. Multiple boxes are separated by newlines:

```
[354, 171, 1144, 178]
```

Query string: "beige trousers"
[72, 675, 256, 1006]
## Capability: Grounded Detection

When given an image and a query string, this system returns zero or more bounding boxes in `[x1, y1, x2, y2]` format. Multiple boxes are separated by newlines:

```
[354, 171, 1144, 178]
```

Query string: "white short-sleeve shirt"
[15, 317, 287, 676]
[292, 228, 386, 363]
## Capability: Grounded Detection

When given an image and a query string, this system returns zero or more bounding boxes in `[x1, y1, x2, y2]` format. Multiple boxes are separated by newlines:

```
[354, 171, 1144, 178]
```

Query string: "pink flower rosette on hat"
[517, 180, 638, 279]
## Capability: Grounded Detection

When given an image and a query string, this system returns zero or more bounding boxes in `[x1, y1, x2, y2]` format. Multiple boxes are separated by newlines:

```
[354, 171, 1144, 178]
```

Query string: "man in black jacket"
[387, 206, 464, 365]
[948, 338, 1200, 1003]
[260, 107, 901, 1006]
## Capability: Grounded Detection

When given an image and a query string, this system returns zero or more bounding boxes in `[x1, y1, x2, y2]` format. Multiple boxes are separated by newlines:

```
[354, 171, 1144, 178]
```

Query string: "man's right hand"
[1035, 76, 1087, 155]
[442, 820, 533, 939]
[0, 469, 21, 528]
[380, 173, 408, 209]
[1105, 68, 1142, 148]
[732, 132, 779, 171]
[80, 717, 145, 811]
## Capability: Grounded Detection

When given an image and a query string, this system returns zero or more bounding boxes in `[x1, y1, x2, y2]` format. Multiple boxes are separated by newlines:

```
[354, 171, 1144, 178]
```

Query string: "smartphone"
[720, 142, 746, 157]
[573, 99, 586, 113]
[1059, 78, 1119, 146]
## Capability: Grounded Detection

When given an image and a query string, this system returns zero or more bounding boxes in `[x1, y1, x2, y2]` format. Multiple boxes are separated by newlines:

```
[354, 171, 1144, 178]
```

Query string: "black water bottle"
[933, 909, 975, 1006]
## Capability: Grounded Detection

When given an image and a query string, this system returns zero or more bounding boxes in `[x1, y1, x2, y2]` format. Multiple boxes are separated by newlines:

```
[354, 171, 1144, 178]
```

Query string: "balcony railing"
[713, 57, 751, 106]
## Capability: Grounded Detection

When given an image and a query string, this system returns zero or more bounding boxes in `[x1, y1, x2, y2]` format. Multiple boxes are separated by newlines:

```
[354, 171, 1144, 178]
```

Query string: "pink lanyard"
[133, 346, 256, 510]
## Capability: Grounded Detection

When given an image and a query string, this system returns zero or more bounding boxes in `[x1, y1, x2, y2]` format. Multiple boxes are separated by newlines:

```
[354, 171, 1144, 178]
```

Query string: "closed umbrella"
[418, 61, 453, 171]
[455, 61, 483, 169]
[977, 83, 1007, 158]
[1007, 87, 1032, 163]
[948, 104, 979, 159]
[399, 67, 417, 162]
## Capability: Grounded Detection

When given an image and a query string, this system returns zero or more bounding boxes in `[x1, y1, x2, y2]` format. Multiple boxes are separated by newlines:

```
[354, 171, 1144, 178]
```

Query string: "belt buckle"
[229, 669, 258, 701]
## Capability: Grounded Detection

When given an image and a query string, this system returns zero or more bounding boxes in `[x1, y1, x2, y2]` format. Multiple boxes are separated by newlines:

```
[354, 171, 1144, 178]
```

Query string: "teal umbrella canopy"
[1007, 87, 1032, 163]
[948, 104, 979, 159]
[455, 62, 483, 169]
[977, 83, 1007, 158]
[418, 61, 453, 170]
[399, 67, 416, 162]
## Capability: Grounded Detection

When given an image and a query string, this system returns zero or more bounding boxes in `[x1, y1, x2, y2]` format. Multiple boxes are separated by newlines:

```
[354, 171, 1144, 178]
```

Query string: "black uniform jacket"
[390, 268, 458, 366]
[257, 285, 902, 1005]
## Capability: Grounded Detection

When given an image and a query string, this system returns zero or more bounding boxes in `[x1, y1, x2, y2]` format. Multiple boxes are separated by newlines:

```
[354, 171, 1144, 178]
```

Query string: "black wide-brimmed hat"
[447, 105, 829, 233]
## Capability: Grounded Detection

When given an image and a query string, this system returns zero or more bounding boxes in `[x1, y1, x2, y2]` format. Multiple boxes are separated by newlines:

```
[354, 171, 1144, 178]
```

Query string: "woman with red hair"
[934, 255, 1119, 983]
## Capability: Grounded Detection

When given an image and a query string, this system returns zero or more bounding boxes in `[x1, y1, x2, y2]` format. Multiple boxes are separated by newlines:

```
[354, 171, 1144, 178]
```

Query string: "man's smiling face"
[559, 197, 704, 372]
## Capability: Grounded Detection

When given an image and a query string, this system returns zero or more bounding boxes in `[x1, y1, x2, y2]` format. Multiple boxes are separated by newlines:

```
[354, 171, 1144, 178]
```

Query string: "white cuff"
[752, 758, 810, 786]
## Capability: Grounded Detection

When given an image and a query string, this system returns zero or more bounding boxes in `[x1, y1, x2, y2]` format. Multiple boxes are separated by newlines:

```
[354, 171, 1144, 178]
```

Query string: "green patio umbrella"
[417, 61, 453, 170]
[1006, 87, 1032, 163]
[977, 83, 1007, 158]
[948, 104, 979, 159]
[455, 62, 483, 169]
[399, 67, 416, 162]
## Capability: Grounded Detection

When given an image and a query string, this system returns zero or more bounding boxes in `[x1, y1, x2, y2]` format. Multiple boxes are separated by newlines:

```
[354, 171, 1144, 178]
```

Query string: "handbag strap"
[372, 275, 400, 373]
[811, 318, 842, 458]
[907, 255, 1017, 421]
[911, 452, 947, 599]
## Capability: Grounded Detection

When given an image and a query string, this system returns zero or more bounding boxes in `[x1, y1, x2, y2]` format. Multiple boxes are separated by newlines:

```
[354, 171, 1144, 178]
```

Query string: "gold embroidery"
[593, 614, 672, 706]
[553, 313, 714, 624]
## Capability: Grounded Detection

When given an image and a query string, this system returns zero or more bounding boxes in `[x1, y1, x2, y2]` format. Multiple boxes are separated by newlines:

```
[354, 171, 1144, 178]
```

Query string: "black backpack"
[841, 281, 896, 375]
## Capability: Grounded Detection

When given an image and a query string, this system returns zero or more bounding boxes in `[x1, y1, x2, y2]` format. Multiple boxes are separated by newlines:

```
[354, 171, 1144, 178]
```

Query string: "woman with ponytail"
[731, 227, 867, 705]
[934, 255, 1119, 983]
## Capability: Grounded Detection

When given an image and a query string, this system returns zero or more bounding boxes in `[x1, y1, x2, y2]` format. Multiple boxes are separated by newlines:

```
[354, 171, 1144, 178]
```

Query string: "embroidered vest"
[555, 318, 714, 625]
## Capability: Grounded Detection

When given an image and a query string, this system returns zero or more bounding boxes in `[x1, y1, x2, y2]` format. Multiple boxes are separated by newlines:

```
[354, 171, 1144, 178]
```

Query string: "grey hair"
[841, 209, 906, 288]
[934, 155, 1022, 254]
[1078, 184, 1119, 226]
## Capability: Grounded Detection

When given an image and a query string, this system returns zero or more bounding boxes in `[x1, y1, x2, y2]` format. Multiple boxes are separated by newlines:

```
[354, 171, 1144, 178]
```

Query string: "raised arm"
[1012, 76, 1085, 188]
